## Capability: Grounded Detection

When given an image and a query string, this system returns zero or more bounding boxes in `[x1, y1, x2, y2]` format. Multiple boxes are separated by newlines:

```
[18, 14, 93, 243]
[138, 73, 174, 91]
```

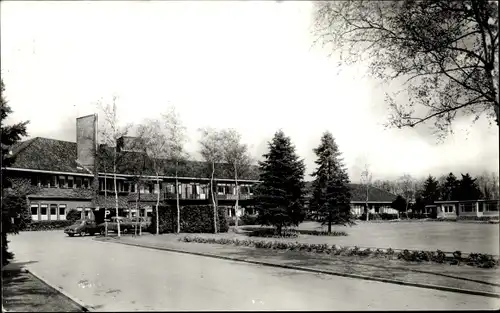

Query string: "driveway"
[7, 231, 499, 311]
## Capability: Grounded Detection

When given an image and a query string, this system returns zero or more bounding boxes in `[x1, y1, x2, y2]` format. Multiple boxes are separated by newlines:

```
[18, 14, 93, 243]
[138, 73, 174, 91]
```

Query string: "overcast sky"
[1, 1, 499, 182]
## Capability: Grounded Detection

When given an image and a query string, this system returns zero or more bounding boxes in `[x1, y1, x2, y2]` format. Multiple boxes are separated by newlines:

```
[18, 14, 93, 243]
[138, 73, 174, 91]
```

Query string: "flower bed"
[239, 226, 348, 237]
[179, 236, 499, 269]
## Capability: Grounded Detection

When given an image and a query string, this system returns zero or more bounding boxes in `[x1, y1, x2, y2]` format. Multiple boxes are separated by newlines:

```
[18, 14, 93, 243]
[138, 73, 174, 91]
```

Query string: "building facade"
[434, 200, 499, 219]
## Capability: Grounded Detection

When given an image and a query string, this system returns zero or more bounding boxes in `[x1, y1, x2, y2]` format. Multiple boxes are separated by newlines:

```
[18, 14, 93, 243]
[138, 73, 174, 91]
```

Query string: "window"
[31, 175, 38, 186]
[59, 205, 66, 216]
[40, 205, 48, 215]
[50, 204, 57, 215]
[40, 175, 49, 187]
[50, 176, 57, 188]
[460, 203, 475, 213]
[124, 181, 129, 192]
[67, 177, 74, 188]
[485, 202, 499, 212]
[31, 205, 38, 216]
[131, 183, 136, 193]
[75, 177, 82, 188]
[443, 205, 454, 213]
[83, 178, 89, 189]
[217, 185, 225, 194]
[58, 176, 66, 188]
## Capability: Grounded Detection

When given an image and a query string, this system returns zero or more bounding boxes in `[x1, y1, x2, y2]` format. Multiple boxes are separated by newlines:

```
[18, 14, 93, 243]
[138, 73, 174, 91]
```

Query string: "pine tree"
[1, 79, 29, 267]
[311, 131, 354, 233]
[421, 175, 440, 205]
[440, 173, 460, 201]
[254, 130, 306, 235]
[456, 173, 483, 200]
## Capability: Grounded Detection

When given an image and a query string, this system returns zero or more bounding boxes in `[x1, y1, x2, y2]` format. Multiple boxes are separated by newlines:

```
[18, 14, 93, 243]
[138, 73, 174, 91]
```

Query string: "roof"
[304, 181, 397, 203]
[8, 137, 89, 174]
[7, 137, 260, 180]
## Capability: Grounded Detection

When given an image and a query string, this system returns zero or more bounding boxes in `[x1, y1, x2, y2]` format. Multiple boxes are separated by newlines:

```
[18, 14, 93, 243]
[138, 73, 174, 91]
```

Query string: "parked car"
[130, 217, 151, 229]
[64, 219, 100, 237]
[97, 216, 135, 235]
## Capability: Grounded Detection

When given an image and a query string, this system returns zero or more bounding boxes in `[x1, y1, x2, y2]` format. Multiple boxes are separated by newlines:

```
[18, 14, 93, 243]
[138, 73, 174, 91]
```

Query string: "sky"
[1, 1, 499, 182]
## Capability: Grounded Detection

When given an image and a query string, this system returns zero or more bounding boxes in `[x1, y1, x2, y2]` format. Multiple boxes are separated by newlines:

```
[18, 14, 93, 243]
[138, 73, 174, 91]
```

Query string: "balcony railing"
[162, 192, 253, 201]
[217, 194, 253, 200]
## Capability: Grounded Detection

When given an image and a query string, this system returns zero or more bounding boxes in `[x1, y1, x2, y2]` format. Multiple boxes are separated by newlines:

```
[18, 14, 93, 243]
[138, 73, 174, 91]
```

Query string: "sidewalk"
[95, 233, 500, 297]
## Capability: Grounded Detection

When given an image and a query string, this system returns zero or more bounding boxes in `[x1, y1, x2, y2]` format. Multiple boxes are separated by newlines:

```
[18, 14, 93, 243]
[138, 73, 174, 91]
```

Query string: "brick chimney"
[76, 114, 98, 172]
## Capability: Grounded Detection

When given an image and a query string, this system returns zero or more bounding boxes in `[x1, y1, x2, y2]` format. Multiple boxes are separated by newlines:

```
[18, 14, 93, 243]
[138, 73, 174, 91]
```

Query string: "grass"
[2, 265, 85, 312]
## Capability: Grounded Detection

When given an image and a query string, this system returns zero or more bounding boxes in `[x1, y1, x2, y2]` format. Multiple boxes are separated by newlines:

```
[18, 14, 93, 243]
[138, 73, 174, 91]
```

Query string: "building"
[3, 114, 259, 224]
[304, 182, 398, 216]
[434, 200, 499, 219]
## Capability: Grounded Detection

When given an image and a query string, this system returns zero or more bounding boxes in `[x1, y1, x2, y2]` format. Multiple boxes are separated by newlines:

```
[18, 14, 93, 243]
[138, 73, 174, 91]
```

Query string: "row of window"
[29, 174, 255, 196]
[31, 204, 67, 221]
[441, 203, 499, 213]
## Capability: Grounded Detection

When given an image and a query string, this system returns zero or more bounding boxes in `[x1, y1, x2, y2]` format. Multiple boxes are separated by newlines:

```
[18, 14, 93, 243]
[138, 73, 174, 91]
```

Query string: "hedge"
[457, 215, 499, 221]
[149, 205, 229, 234]
[240, 226, 348, 237]
[179, 236, 499, 269]
[23, 220, 73, 231]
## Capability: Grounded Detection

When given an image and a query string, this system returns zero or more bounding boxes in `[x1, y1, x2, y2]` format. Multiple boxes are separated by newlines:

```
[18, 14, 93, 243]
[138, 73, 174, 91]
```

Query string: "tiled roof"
[7, 137, 260, 180]
[8, 137, 89, 174]
[94, 195, 129, 208]
[27, 188, 93, 199]
[304, 182, 396, 203]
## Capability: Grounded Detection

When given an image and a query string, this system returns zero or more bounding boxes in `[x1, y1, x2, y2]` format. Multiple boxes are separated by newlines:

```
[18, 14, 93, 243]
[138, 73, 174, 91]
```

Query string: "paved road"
[7, 231, 499, 311]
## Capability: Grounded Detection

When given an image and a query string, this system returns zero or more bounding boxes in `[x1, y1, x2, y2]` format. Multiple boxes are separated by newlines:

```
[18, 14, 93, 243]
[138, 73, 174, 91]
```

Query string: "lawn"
[2, 263, 85, 312]
[242, 221, 499, 255]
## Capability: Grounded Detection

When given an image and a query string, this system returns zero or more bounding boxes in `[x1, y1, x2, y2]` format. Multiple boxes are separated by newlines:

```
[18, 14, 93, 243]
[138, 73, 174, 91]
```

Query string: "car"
[97, 216, 135, 235]
[64, 219, 100, 237]
[130, 216, 151, 229]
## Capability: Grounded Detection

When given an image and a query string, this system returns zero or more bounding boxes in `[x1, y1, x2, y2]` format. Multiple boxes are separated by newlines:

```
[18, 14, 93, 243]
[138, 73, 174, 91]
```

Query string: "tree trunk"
[156, 175, 160, 235]
[176, 174, 180, 234]
[104, 173, 108, 237]
[139, 187, 142, 236]
[328, 211, 332, 234]
[234, 164, 239, 228]
[211, 161, 217, 234]
[134, 183, 139, 237]
[114, 166, 120, 238]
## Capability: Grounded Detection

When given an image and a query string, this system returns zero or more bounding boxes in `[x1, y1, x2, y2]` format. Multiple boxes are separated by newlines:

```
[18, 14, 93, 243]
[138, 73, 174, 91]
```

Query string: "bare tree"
[313, 0, 499, 138]
[397, 174, 417, 218]
[221, 129, 252, 228]
[137, 119, 168, 236]
[360, 164, 372, 221]
[162, 107, 188, 234]
[476, 170, 500, 200]
[198, 128, 225, 234]
[97, 96, 132, 238]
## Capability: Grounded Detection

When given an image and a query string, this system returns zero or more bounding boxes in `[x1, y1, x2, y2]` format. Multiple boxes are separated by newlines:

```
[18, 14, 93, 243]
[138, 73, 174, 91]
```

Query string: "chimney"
[76, 114, 97, 172]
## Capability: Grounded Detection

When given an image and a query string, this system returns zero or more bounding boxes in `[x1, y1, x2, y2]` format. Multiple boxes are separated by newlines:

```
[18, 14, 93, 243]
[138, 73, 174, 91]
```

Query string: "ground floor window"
[484, 202, 499, 212]
[443, 205, 455, 213]
[459, 203, 474, 213]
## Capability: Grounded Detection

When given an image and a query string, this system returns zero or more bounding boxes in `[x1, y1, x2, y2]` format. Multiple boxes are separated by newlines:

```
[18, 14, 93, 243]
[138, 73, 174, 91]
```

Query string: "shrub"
[379, 213, 399, 220]
[149, 205, 229, 234]
[240, 214, 259, 226]
[249, 228, 298, 238]
[66, 209, 82, 223]
[24, 220, 73, 231]
[296, 229, 348, 236]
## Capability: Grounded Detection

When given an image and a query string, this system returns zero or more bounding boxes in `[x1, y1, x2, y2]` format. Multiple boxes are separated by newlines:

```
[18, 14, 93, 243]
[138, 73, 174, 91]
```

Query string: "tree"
[198, 128, 225, 234]
[313, 0, 499, 137]
[420, 175, 441, 205]
[311, 131, 354, 233]
[254, 130, 306, 235]
[476, 171, 500, 199]
[97, 95, 131, 238]
[221, 129, 252, 228]
[1, 79, 29, 267]
[456, 173, 483, 200]
[360, 164, 372, 221]
[391, 195, 407, 216]
[397, 174, 416, 218]
[137, 118, 168, 236]
[163, 107, 188, 234]
[440, 172, 460, 201]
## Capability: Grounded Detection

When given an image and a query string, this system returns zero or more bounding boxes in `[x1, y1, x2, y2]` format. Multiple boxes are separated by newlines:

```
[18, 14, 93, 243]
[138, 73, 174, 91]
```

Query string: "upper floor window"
[75, 177, 82, 188]
[67, 176, 74, 188]
[58, 176, 66, 188]
[83, 178, 89, 189]
[50, 176, 57, 188]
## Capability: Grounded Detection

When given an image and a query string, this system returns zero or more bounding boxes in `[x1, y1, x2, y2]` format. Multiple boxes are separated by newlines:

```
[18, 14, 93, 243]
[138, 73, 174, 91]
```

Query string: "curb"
[98, 238, 500, 299]
[26, 268, 93, 312]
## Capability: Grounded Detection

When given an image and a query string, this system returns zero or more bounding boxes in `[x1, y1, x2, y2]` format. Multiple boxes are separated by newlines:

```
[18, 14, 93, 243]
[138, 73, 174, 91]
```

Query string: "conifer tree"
[311, 132, 354, 233]
[440, 173, 460, 201]
[421, 175, 440, 205]
[254, 130, 306, 235]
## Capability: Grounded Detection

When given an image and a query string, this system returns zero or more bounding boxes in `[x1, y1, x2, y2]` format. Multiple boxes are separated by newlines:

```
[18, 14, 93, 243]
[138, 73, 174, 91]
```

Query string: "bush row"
[22, 220, 73, 231]
[179, 236, 499, 269]
[457, 215, 499, 221]
[358, 213, 399, 221]
[239, 226, 348, 237]
[149, 205, 229, 234]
